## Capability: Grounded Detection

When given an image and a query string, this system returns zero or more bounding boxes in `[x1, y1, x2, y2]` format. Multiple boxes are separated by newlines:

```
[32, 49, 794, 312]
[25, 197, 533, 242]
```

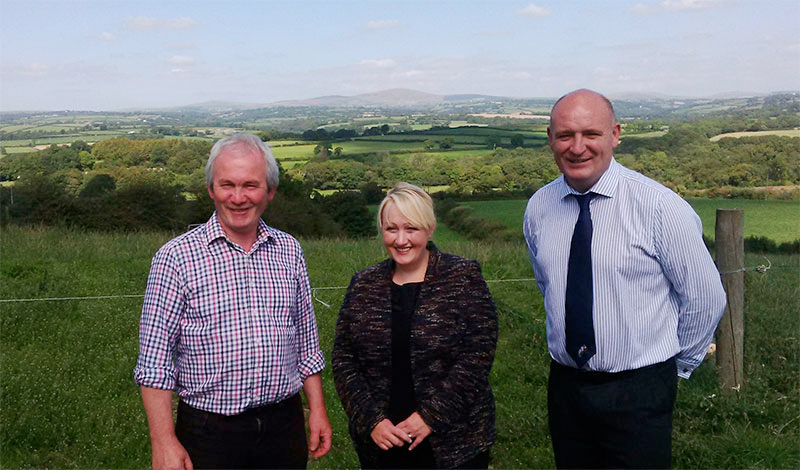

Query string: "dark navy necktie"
[565, 192, 596, 368]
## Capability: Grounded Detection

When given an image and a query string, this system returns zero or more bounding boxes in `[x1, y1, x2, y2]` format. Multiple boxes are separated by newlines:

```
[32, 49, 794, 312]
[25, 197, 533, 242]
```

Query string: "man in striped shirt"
[134, 134, 331, 469]
[524, 89, 726, 468]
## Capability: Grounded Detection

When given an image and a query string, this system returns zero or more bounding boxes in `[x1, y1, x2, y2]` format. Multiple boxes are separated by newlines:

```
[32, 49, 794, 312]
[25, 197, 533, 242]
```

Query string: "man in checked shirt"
[134, 133, 331, 469]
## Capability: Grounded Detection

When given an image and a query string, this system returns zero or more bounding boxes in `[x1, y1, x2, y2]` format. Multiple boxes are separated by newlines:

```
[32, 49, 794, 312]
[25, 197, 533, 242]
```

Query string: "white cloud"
[516, 4, 552, 18]
[359, 59, 397, 68]
[99, 32, 116, 42]
[168, 55, 196, 65]
[124, 16, 197, 31]
[171, 68, 186, 74]
[661, 0, 722, 10]
[631, 0, 724, 14]
[629, 3, 659, 14]
[364, 20, 401, 31]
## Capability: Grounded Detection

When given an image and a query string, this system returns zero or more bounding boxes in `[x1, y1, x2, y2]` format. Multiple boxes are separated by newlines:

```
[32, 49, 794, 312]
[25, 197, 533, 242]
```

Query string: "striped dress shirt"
[524, 159, 726, 378]
[134, 213, 325, 415]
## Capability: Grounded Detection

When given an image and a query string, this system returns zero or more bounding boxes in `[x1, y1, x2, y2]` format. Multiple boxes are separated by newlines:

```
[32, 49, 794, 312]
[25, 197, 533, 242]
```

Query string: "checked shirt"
[134, 213, 325, 415]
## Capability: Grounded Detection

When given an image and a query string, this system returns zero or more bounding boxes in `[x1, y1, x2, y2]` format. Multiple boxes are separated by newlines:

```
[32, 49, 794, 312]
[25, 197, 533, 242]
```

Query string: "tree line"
[1, 119, 798, 235]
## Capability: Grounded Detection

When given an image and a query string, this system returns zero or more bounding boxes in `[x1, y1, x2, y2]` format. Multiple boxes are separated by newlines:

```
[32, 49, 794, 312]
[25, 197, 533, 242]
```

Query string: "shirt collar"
[558, 157, 620, 200]
[204, 212, 276, 249]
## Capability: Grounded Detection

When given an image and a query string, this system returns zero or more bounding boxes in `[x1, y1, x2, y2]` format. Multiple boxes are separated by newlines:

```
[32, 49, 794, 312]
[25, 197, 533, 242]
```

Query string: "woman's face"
[381, 203, 434, 271]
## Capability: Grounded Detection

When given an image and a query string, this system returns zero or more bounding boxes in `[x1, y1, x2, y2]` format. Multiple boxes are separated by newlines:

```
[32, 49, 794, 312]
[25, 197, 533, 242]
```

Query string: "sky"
[1, 0, 798, 111]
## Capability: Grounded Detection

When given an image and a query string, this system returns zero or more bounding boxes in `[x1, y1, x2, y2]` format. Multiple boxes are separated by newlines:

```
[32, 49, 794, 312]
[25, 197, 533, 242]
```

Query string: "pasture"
[1, 226, 798, 469]
[462, 198, 800, 243]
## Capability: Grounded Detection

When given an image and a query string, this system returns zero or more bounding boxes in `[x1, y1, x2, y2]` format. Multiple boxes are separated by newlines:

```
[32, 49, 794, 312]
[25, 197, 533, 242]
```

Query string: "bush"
[318, 191, 375, 238]
[438, 202, 517, 241]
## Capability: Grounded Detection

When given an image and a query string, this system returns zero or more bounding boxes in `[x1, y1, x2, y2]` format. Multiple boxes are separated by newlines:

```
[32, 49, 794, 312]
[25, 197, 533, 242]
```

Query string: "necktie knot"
[574, 192, 594, 211]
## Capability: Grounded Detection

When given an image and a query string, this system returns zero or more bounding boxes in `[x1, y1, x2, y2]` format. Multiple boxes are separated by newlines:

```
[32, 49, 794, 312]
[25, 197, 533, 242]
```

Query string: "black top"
[388, 281, 422, 422]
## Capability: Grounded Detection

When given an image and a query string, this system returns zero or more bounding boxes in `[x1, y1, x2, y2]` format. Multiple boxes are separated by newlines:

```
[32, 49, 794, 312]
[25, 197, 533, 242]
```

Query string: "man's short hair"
[377, 182, 436, 232]
[206, 133, 280, 190]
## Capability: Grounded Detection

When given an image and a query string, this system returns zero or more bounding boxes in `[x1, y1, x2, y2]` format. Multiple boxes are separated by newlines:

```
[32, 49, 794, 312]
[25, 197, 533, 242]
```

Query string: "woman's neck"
[392, 249, 430, 285]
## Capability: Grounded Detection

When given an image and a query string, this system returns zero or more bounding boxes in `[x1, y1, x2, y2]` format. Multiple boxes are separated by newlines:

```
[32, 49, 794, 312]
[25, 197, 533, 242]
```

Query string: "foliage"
[318, 191, 375, 238]
[437, 199, 517, 242]
[78, 173, 116, 198]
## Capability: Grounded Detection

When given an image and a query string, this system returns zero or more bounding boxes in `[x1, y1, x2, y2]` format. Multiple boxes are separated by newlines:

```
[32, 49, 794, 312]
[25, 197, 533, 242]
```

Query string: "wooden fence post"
[715, 208, 744, 394]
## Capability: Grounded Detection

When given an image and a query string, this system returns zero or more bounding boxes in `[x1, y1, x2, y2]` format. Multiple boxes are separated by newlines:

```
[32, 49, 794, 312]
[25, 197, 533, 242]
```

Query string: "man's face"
[207, 144, 275, 246]
[547, 91, 620, 193]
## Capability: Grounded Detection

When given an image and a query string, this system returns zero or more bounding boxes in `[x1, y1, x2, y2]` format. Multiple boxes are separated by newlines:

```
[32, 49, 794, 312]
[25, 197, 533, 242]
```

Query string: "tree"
[313, 142, 332, 161]
[423, 139, 436, 150]
[71, 140, 91, 153]
[510, 134, 525, 147]
[319, 191, 374, 238]
[79, 174, 116, 198]
[439, 137, 454, 150]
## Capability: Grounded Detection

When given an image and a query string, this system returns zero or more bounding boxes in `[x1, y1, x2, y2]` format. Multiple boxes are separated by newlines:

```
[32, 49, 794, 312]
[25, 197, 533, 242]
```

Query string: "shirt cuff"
[676, 358, 698, 379]
[133, 366, 176, 390]
[298, 350, 326, 381]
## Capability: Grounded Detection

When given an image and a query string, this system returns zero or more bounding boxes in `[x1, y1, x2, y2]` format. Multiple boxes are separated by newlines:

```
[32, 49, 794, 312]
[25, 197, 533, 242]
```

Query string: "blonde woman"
[333, 182, 497, 469]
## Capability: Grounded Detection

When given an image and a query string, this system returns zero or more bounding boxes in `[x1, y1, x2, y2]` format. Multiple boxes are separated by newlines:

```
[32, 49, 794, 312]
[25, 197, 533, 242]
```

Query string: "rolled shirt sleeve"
[133, 247, 183, 390]
[294, 250, 325, 380]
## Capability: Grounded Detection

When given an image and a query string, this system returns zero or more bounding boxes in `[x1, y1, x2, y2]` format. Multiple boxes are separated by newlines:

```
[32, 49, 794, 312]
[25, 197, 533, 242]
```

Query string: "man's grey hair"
[205, 133, 280, 190]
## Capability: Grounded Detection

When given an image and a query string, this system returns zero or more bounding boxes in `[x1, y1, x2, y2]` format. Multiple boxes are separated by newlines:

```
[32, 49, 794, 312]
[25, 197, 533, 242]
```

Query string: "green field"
[0, 226, 797, 468]
[271, 144, 318, 159]
[462, 198, 800, 243]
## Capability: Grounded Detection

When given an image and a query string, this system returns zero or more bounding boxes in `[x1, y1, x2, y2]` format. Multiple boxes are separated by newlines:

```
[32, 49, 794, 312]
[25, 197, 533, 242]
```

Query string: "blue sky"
[1, 0, 798, 111]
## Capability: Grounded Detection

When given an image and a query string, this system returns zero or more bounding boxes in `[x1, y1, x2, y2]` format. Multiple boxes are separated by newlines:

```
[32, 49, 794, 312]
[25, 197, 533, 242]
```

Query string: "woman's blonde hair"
[377, 182, 436, 232]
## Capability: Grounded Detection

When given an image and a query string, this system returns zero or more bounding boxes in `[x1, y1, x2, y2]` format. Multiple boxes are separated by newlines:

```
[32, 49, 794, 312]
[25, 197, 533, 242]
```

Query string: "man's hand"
[140, 387, 193, 470]
[396, 412, 432, 451]
[151, 436, 193, 470]
[302, 374, 332, 459]
[307, 405, 332, 458]
[370, 418, 413, 451]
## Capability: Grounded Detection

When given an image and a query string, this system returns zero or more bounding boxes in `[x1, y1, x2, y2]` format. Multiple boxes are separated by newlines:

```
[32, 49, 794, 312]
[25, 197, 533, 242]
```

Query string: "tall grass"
[1, 226, 798, 468]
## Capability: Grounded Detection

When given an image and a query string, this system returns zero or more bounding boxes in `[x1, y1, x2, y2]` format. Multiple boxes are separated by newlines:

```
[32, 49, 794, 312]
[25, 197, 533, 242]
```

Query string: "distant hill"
[3, 89, 797, 120]
[268, 88, 445, 107]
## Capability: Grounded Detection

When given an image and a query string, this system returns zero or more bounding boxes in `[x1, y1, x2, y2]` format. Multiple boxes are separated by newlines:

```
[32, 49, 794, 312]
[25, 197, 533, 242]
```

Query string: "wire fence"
[1, 260, 796, 305]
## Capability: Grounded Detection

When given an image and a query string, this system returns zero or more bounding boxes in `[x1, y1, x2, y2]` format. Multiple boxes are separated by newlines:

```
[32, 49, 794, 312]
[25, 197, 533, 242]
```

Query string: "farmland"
[710, 129, 800, 141]
[0, 226, 797, 468]
[461, 198, 800, 244]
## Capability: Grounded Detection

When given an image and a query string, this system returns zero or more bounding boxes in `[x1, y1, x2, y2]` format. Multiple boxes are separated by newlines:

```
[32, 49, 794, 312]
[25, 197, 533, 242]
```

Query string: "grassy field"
[1, 226, 798, 469]
[710, 129, 800, 141]
[462, 198, 800, 243]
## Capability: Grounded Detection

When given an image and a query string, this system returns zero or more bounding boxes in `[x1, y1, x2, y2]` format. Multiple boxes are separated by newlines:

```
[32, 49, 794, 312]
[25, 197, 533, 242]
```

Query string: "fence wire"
[1, 259, 796, 305]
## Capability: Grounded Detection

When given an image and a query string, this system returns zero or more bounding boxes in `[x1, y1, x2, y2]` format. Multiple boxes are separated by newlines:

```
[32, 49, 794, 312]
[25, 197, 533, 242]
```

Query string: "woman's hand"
[396, 412, 432, 451]
[370, 419, 413, 451]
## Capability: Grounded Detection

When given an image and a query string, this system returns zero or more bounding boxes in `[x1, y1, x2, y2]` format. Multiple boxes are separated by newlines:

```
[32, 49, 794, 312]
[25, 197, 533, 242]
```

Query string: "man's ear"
[266, 186, 277, 202]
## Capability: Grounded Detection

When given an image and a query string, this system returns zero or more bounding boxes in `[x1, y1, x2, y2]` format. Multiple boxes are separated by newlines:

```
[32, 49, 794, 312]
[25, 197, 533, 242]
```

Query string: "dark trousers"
[176, 394, 307, 469]
[548, 357, 677, 469]
[363, 444, 490, 470]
